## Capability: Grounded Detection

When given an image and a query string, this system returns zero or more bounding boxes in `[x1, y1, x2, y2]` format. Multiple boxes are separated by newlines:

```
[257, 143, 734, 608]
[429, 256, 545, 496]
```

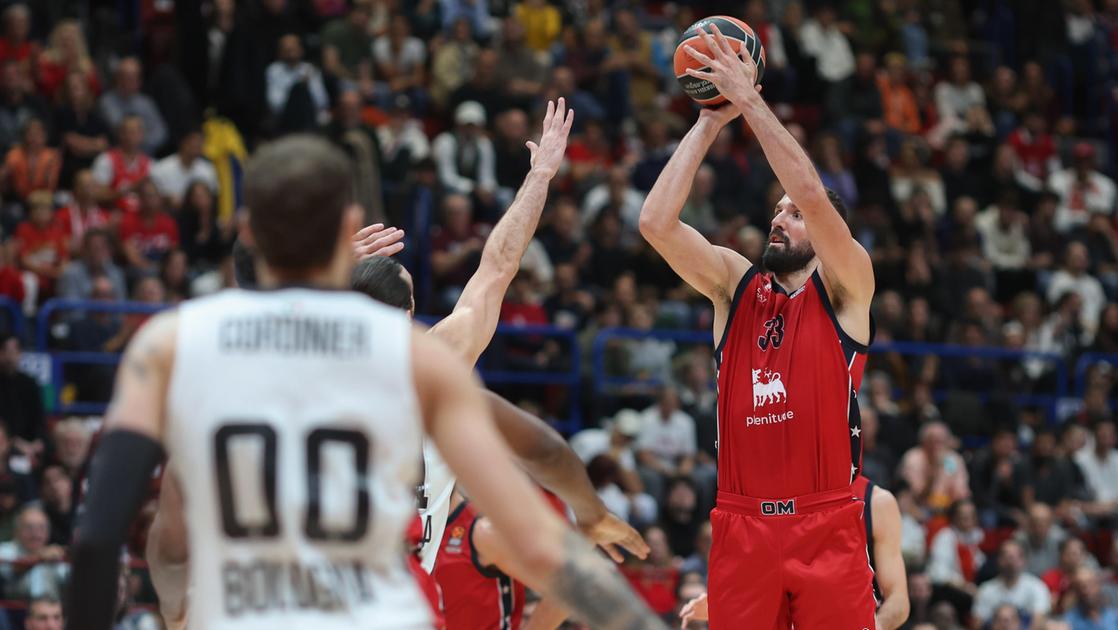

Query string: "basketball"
[674, 15, 766, 106]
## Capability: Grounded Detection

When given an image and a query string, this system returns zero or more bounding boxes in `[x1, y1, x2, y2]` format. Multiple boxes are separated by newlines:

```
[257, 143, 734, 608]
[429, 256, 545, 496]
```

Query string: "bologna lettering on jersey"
[221, 558, 375, 616]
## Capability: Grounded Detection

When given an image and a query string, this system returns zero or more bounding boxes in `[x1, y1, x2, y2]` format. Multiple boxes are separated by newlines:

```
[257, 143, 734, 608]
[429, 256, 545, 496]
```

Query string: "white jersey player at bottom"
[416, 441, 454, 572]
[165, 288, 431, 629]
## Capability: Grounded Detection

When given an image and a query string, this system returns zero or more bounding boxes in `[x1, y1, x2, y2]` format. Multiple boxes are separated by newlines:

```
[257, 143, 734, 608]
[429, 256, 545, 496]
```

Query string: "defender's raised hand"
[683, 24, 762, 107]
[352, 223, 405, 259]
[526, 97, 575, 179]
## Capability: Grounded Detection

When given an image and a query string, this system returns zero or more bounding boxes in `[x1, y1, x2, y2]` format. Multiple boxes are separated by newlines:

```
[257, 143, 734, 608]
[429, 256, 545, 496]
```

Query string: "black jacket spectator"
[0, 335, 44, 450]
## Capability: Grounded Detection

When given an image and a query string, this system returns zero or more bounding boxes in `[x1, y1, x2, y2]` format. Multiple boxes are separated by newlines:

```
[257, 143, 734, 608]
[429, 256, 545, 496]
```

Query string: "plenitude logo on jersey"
[745, 368, 794, 427]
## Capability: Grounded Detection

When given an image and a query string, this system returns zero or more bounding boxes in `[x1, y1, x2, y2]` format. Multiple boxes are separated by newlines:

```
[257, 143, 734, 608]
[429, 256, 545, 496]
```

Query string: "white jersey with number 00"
[165, 288, 431, 629]
[416, 441, 454, 572]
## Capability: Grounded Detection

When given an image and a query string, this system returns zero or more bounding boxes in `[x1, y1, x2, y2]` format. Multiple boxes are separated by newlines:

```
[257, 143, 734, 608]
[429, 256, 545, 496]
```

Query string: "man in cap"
[432, 101, 497, 216]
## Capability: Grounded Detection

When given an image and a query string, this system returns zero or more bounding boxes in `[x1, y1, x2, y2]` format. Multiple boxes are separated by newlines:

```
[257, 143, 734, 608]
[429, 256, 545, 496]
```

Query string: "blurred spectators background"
[0, 0, 1113, 627]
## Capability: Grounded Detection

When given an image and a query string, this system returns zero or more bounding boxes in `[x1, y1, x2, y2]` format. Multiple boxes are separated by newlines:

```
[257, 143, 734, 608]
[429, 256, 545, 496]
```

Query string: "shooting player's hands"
[682, 24, 762, 107]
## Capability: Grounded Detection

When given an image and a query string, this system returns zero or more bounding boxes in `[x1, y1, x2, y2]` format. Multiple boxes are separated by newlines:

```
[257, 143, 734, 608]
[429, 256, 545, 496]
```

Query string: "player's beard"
[762, 239, 816, 274]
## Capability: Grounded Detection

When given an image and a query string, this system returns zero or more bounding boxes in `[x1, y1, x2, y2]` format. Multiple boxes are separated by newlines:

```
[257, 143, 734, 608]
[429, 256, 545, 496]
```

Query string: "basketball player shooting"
[640, 25, 878, 629]
[67, 136, 668, 630]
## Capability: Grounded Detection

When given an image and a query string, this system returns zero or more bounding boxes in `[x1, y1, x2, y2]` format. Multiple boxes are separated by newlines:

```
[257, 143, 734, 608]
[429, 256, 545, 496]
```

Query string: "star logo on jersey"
[446, 525, 466, 554]
[851, 426, 861, 438]
[751, 368, 787, 408]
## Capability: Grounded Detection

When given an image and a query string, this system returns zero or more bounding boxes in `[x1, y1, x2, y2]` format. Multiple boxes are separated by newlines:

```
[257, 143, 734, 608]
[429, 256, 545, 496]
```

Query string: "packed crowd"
[0, 0, 1113, 627]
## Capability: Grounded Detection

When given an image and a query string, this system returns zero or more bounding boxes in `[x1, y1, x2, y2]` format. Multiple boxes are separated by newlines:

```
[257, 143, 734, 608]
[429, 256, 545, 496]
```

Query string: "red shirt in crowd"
[1007, 128, 1057, 181]
[0, 38, 36, 67]
[14, 219, 68, 292]
[0, 264, 24, 303]
[36, 59, 100, 102]
[53, 204, 110, 251]
[118, 211, 179, 260]
[621, 564, 680, 615]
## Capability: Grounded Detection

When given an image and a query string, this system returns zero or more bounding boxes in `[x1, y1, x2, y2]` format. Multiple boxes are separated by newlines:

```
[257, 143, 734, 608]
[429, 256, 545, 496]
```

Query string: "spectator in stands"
[0, 505, 67, 600]
[798, 2, 855, 119]
[319, 0, 372, 83]
[118, 178, 180, 271]
[35, 20, 99, 103]
[64, 274, 123, 398]
[150, 129, 217, 209]
[609, 9, 660, 118]
[177, 180, 231, 269]
[24, 596, 63, 630]
[928, 499, 984, 593]
[989, 604, 1023, 630]
[373, 15, 427, 107]
[39, 466, 71, 547]
[891, 140, 946, 217]
[1043, 537, 1095, 611]
[377, 94, 429, 184]
[325, 89, 384, 219]
[56, 228, 125, 302]
[49, 418, 90, 480]
[1064, 568, 1118, 630]
[933, 56, 986, 139]
[1007, 111, 1060, 192]
[970, 427, 1029, 527]
[449, 48, 502, 119]
[514, 0, 561, 53]
[15, 190, 67, 301]
[1073, 420, 1118, 511]
[0, 60, 47, 155]
[1048, 242, 1107, 341]
[876, 53, 921, 136]
[496, 17, 549, 112]
[429, 18, 478, 109]
[583, 165, 645, 236]
[98, 58, 167, 155]
[621, 525, 680, 617]
[635, 386, 697, 502]
[160, 248, 192, 303]
[901, 421, 970, 509]
[91, 115, 150, 214]
[679, 520, 711, 581]
[973, 539, 1052, 623]
[53, 72, 109, 190]
[266, 34, 329, 130]
[430, 193, 486, 307]
[1049, 142, 1117, 234]
[1017, 503, 1070, 577]
[976, 192, 1031, 289]
[440, 0, 494, 40]
[52, 169, 107, 254]
[432, 101, 496, 210]
[0, 4, 33, 74]
[0, 423, 32, 504]
[2, 118, 59, 203]
[1102, 541, 1118, 609]
[492, 108, 530, 206]
[0, 334, 42, 461]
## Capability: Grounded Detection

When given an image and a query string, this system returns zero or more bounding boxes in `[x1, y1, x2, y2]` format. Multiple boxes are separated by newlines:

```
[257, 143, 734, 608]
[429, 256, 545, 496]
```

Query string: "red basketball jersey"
[432, 501, 525, 630]
[715, 268, 872, 498]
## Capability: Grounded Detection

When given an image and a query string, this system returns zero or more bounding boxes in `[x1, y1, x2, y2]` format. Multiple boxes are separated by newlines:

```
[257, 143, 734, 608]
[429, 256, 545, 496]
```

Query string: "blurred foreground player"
[640, 25, 877, 629]
[680, 475, 910, 629]
[68, 136, 668, 630]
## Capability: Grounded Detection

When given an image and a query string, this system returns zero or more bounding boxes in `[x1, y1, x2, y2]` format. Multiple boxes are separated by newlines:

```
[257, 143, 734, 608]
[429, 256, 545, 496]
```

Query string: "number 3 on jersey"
[214, 423, 372, 541]
[758, 314, 785, 351]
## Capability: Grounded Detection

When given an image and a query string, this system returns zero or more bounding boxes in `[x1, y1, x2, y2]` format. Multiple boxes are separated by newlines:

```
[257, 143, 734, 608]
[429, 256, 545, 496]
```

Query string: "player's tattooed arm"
[546, 529, 669, 630]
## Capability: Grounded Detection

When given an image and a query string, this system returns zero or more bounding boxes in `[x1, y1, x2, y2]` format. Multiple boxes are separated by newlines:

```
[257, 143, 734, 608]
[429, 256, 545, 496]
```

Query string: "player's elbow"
[638, 205, 670, 239]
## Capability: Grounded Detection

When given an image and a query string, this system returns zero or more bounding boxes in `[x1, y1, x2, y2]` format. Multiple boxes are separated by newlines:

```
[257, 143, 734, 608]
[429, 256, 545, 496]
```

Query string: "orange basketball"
[674, 15, 766, 106]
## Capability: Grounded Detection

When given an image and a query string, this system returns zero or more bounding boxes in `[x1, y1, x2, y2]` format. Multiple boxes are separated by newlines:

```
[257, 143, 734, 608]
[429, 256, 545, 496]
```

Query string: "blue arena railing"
[1073, 353, 1118, 396]
[0, 296, 24, 337]
[590, 328, 1070, 422]
[39, 301, 582, 429]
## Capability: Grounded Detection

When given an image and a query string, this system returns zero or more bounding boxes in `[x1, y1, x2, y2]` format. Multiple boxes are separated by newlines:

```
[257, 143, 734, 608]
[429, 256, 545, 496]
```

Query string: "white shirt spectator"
[1047, 270, 1106, 337]
[431, 130, 497, 195]
[798, 19, 855, 82]
[150, 154, 218, 203]
[636, 404, 697, 470]
[1048, 168, 1117, 233]
[975, 206, 1030, 270]
[581, 184, 645, 235]
[935, 81, 985, 123]
[1074, 447, 1118, 504]
[265, 61, 330, 116]
[928, 526, 985, 586]
[377, 118, 431, 165]
[372, 37, 427, 75]
[972, 573, 1052, 622]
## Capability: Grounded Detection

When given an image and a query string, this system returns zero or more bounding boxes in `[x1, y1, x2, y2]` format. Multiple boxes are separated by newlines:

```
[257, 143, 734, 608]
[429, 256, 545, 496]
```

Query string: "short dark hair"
[232, 239, 256, 289]
[351, 257, 412, 311]
[823, 187, 851, 227]
[243, 135, 354, 271]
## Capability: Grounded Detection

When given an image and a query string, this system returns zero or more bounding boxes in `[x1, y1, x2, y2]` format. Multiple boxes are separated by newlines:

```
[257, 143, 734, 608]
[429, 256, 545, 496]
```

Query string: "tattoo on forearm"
[548, 530, 667, 630]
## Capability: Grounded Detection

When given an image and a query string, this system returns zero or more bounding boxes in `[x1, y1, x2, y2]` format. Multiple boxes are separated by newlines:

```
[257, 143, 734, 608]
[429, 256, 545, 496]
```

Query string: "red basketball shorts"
[707, 487, 876, 630]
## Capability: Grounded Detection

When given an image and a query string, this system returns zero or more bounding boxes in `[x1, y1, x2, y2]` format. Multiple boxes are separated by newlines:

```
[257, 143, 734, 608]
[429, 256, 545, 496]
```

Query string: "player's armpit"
[871, 489, 910, 630]
[103, 310, 178, 440]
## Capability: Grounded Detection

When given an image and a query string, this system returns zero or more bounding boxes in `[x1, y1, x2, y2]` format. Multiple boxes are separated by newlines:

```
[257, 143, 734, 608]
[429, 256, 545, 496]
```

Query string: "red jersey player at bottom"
[433, 500, 526, 630]
[708, 268, 877, 629]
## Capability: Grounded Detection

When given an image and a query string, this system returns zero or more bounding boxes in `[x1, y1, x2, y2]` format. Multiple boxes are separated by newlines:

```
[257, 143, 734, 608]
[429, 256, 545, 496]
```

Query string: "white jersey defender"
[165, 288, 430, 628]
